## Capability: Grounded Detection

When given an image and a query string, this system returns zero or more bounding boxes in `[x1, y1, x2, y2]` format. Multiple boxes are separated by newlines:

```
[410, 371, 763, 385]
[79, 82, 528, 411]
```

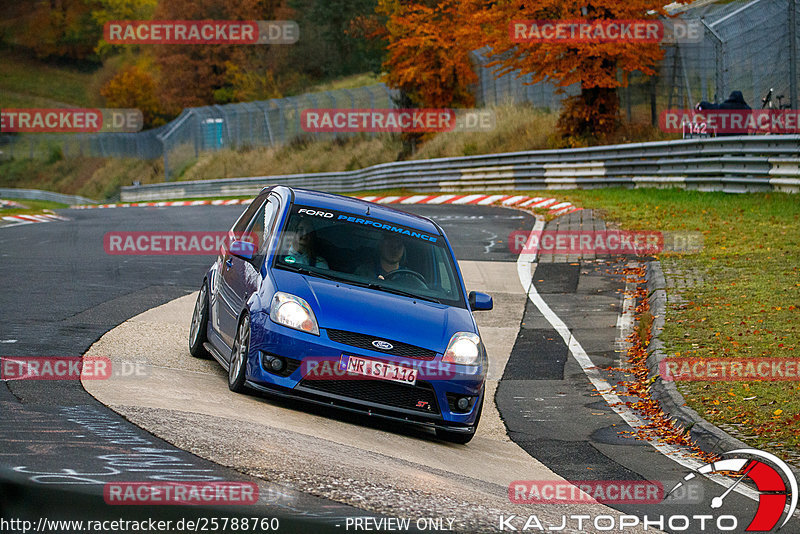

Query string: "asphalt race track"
[1, 202, 795, 533]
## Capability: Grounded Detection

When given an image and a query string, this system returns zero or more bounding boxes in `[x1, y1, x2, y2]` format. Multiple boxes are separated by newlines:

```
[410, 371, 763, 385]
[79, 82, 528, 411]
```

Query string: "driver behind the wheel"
[355, 233, 405, 280]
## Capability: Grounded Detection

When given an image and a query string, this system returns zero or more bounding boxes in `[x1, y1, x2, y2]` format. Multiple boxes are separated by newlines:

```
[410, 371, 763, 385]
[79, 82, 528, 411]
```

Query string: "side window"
[231, 193, 268, 234]
[261, 195, 280, 248]
[247, 203, 267, 245]
[247, 196, 280, 266]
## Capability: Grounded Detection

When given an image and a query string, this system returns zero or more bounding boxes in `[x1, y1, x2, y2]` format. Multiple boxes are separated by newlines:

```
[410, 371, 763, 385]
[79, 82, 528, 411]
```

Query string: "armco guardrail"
[0, 188, 96, 205]
[120, 136, 800, 202]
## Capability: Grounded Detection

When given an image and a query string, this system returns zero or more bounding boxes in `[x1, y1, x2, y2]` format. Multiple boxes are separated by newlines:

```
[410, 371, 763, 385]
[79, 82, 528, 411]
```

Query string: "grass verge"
[537, 188, 800, 462]
[0, 198, 68, 216]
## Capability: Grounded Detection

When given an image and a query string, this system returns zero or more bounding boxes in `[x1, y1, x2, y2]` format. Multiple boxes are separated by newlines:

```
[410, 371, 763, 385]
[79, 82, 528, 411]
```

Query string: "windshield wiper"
[279, 263, 339, 282]
[280, 264, 442, 303]
[366, 283, 441, 304]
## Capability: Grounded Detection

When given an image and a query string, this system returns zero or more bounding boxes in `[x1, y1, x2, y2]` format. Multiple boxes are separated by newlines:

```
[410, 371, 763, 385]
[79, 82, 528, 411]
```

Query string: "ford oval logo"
[372, 340, 393, 350]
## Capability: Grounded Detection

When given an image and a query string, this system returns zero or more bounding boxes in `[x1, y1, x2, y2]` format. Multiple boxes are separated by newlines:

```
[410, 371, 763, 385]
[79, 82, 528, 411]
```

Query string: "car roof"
[280, 187, 442, 235]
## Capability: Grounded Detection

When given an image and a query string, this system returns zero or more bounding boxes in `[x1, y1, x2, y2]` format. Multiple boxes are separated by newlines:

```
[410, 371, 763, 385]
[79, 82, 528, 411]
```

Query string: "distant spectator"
[696, 90, 751, 111]
[696, 91, 752, 136]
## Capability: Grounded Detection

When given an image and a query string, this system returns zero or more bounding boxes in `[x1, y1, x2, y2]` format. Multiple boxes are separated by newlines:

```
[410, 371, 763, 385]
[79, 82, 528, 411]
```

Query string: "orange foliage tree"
[377, 0, 477, 109]
[100, 64, 165, 128]
[152, 0, 291, 114]
[19, 0, 101, 61]
[460, 0, 666, 140]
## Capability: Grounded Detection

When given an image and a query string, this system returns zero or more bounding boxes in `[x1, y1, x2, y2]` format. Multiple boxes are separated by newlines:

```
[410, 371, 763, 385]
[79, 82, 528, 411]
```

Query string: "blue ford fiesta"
[189, 186, 493, 443]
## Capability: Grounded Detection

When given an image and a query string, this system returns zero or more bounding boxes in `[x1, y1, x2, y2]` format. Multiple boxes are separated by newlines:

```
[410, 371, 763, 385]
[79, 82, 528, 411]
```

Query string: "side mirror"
[229, 240, 255, 260]
[468, 291, 493, 311]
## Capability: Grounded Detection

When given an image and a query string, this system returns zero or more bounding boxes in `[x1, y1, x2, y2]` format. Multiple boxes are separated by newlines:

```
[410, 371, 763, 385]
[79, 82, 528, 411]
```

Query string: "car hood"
[271, 269, 475, 353]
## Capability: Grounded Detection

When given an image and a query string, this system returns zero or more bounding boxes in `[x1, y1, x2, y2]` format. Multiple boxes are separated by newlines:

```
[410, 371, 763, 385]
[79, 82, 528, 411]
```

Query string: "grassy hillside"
[0, 47, 673, 200]
[0, 51, 100, 108]
[0, 102, 674, 200]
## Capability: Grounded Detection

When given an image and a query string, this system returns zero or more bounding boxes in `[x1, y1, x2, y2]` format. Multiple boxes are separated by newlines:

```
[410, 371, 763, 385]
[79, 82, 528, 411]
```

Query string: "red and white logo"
[667, 449, 798, 532]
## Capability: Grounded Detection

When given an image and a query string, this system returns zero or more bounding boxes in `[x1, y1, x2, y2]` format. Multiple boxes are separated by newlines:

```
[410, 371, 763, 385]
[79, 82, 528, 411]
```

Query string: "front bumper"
[247, 311, 485, 428]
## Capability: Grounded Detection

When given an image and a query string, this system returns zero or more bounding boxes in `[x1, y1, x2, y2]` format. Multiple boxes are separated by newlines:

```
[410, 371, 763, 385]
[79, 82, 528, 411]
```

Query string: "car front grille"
[326, 329, 437, 360]
[299, 378, 440, 415]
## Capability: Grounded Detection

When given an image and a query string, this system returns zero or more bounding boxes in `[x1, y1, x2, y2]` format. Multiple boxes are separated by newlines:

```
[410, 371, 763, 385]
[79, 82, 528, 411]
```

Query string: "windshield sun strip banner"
[291, 205, 440, 244]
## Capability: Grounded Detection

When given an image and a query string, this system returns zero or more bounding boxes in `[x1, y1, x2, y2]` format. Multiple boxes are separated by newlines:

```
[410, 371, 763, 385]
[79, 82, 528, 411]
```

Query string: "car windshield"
[274, 204, 464, 307]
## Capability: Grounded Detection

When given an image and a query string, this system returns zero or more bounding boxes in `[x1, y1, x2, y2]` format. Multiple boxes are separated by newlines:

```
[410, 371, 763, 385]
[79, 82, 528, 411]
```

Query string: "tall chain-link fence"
[469, 47, 581, 109]
[0, 84, 397, 180]
[158, 84, 398, 180]
[622, 0, 799, 124]
[1, 0, 796, 179]
[468, 0, 799, 126]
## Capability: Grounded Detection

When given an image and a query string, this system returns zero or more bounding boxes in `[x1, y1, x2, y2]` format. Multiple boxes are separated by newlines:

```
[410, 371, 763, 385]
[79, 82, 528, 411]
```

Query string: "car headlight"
[270, 292, 319, 336]
[442, 332, 482, 366]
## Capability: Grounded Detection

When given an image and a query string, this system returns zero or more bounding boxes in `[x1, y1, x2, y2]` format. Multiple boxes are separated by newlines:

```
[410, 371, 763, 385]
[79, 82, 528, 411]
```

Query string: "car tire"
[436, 396, 482, 444]
[228, 313, 250, 393]
[189, 282, 211, 359]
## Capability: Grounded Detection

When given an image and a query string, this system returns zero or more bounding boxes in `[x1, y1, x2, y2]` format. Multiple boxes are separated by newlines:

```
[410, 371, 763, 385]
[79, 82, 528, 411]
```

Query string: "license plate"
[344, 355, 417, 386]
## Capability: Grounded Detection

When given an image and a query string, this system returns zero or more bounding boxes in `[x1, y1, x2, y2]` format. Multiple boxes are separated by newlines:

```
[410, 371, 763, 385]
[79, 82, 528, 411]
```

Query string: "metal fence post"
[790, 0, 798, 108]
[703, 20, 725, 101]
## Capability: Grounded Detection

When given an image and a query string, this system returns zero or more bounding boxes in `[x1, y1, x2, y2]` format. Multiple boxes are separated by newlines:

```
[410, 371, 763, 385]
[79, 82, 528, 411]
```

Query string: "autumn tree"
[152, 0, 291, 114]
[18, 0, 103, 61]
[101, 63, 165, 127]
[461, 0, 665, 140]
[213, 61, 282, 103]
[91, 0, 157, 58]
[289, 0, 383, 79]
[377, 0, 477, 109]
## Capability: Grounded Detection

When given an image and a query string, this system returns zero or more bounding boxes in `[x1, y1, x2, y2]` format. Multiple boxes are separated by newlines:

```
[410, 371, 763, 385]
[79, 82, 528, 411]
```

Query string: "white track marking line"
[516, 220, 761, 504]
[614, 263, 638, 360]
